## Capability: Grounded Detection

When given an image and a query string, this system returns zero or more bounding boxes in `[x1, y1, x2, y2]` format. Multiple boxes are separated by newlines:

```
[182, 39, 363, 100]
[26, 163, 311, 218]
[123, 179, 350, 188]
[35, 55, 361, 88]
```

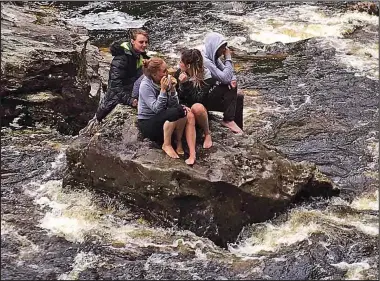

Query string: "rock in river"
[63, 105, 339, 246]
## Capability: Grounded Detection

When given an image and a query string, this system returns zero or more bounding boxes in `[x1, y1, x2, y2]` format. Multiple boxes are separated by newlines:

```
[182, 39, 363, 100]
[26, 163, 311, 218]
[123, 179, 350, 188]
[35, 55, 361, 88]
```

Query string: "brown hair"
[130, 28, 149, 41]
[143, 57, 165, 79]
[181, 49, 205, 88]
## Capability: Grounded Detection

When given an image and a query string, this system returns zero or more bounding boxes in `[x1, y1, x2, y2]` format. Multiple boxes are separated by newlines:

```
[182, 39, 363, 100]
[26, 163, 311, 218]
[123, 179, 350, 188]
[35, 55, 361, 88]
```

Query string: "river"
[1, 1, 378, 280]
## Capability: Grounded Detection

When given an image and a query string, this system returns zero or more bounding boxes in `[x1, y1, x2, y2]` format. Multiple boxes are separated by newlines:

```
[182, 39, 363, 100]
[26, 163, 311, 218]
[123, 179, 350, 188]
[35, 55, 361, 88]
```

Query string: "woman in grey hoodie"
[138, 58, 188, 159]
[202, 32, 244, 134]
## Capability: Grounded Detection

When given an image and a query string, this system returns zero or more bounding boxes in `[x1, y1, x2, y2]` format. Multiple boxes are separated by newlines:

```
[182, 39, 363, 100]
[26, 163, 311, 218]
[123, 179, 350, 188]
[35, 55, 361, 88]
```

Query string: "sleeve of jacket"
[174, 69, 186, 102]
[205, 57, 234, 85]
[167, 91, 179, 107]
[109, 55, 136, 106]
[139, 82, 168, 113]
[131, 74, 144, 101]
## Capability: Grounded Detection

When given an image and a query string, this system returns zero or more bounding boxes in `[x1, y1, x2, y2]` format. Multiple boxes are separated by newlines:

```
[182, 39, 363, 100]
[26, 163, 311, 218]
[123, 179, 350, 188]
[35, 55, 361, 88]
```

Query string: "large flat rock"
[63, 105, 338, 246]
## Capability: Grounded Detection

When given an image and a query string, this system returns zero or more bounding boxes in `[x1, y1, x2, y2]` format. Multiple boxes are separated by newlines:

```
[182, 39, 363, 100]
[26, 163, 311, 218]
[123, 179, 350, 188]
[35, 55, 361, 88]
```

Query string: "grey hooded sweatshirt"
[202, 32, 236, 85]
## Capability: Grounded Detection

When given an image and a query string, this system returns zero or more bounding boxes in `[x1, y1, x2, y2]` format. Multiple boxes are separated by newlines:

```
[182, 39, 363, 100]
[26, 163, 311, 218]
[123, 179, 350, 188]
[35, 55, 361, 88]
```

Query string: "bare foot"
[176, 144, 184, 155]
[162, 144, 179, 159]
[203, 134, 213, 149]
[221, 121, 243, 134]
[185, 156, 196, 166]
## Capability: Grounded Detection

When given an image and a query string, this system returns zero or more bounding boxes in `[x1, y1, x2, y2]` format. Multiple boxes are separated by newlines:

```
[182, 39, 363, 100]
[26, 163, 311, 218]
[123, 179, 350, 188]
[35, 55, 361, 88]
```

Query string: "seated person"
[201, 32, 244, 134]
[174, 48, 214, 165]
[96, 28, 150, 122]
[138, 57, 188, 159]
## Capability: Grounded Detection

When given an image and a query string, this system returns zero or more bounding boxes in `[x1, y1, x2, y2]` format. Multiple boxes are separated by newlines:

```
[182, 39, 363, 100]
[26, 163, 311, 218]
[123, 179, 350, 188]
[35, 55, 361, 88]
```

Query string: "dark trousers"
[138, 107, 183, 144]
[204, 85, 244, 129]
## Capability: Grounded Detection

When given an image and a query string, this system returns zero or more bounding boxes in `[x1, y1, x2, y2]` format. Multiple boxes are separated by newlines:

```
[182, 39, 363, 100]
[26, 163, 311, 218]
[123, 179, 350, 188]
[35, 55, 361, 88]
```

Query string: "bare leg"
[174, 116, 186, 155]
[185, 111, 196, 165]
[191, 103, 212, 148]
[162, 120, 179, 159]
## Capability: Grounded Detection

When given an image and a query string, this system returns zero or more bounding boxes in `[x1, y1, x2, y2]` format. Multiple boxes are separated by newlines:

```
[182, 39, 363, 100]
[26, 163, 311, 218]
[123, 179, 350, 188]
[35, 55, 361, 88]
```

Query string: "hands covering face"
[160, 75, 177, 93]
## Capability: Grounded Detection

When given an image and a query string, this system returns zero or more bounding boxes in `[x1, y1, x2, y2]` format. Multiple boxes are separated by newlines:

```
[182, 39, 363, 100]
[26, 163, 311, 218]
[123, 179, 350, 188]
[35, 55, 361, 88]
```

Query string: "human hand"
[178, 72, 188, 83]
[224, 47, 232, 57]
[132, 99, 138, 107]
[160, 76, 170, 92]
[184, 106, 191, 115]
[230, 80, 237, 89]
[169, 76, 177, 92]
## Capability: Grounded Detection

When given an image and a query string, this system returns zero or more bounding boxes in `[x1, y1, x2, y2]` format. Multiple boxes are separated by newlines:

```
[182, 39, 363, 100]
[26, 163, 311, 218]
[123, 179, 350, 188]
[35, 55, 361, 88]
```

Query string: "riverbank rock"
[348, 2, 379, 16]
[0, 3, 102, 135]
[63, 105, 339, 246]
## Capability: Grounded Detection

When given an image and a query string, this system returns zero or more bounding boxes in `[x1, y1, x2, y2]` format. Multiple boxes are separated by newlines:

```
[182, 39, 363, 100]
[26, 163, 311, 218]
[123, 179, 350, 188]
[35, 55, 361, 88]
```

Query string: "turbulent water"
[1, 2, 378, 280]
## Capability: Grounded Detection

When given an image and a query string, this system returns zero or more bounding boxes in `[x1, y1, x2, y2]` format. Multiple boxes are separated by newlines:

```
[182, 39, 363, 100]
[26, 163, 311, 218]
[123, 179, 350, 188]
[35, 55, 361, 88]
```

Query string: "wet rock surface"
[0, 3, 101, 135]
[63, 105, 337, 247]
[1, 2, 378, 280]
[238, 37, 379, 201]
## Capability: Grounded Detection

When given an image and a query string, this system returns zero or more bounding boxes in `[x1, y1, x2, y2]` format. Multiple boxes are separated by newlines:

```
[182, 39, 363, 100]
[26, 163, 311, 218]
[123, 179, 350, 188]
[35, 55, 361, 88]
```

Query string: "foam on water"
[58, 251, 99, 280]
[228, 204, 378, 257]
[332, 261, 372, 280]
[214, 5, 378, 80]
[64, 10, 147, 30]
[21, 148, 219, 257]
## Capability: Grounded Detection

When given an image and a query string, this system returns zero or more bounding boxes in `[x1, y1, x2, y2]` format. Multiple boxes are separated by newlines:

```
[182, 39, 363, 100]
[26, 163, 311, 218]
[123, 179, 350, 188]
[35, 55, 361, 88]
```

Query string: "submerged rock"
[63, 105, 338, 246]
[0, 3, 101, 135]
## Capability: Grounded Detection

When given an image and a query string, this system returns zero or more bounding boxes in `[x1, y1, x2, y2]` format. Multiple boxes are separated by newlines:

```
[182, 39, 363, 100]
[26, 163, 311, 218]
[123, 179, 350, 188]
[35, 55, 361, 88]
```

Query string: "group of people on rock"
[85, 28, 244, 165]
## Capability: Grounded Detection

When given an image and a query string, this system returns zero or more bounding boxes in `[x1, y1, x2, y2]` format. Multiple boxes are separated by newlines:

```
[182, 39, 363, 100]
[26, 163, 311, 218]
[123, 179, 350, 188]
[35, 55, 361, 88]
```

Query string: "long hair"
[180, 49, 205, 88]
[143, 57, 164, 79]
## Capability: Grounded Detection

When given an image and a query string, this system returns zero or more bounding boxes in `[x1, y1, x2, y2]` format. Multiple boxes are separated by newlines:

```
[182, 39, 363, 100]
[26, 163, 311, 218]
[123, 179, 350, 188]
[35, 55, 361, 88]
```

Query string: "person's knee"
[191, 103, 206, 116]
[163, 120, 175, 129]
[186, 111, 196, 125]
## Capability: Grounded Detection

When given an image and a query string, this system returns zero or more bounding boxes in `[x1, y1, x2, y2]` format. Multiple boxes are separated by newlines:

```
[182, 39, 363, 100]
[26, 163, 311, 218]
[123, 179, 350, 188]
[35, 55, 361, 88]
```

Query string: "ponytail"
[180, 49, 205, 88]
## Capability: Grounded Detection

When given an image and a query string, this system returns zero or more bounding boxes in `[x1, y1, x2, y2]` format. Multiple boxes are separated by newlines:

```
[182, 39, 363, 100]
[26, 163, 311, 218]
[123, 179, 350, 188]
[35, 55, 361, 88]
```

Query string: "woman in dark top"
[174, 49, 215, 165]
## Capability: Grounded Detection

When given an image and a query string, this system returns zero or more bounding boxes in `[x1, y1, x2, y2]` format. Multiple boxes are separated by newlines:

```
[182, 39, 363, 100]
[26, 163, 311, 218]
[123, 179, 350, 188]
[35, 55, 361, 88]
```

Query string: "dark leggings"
[138, 107, 184, 144]
[204, 85, 244, 129]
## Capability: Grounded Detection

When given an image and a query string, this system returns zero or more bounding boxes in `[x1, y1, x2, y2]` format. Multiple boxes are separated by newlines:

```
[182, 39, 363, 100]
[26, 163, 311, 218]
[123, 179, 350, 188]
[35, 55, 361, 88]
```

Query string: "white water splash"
[228, 205, 379, 257]
[332, 261, 372, 280]
[215, 5, 378, 80]
[64, 10, 147, 30]
[58, 251, 99, 280]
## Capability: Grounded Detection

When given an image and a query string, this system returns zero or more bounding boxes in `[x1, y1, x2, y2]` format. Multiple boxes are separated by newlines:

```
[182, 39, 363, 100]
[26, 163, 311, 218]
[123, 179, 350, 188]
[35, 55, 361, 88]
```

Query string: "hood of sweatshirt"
[203, 32, 228, 64]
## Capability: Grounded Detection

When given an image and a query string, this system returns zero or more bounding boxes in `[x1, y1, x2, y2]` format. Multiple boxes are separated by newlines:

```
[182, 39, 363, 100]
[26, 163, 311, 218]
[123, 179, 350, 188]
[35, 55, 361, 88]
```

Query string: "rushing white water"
[5, 2, 376, 279]
[58, 251, 99, 280]
[64, 11, 147, 30]
[163, 4, 379, 80]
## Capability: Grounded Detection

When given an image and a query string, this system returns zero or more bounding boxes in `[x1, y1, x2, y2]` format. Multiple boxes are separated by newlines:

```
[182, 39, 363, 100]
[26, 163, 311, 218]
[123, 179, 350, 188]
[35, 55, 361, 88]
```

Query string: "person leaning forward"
[201, 31, 244, 134]
[137, 58, 188, 160]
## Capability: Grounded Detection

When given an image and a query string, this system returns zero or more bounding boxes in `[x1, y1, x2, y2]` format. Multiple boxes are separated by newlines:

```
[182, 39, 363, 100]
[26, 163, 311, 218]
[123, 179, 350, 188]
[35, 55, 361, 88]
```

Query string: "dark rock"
[0, 3, 102, 135]
[63, 105, 339, 247]
[348, 2, 379, 16]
